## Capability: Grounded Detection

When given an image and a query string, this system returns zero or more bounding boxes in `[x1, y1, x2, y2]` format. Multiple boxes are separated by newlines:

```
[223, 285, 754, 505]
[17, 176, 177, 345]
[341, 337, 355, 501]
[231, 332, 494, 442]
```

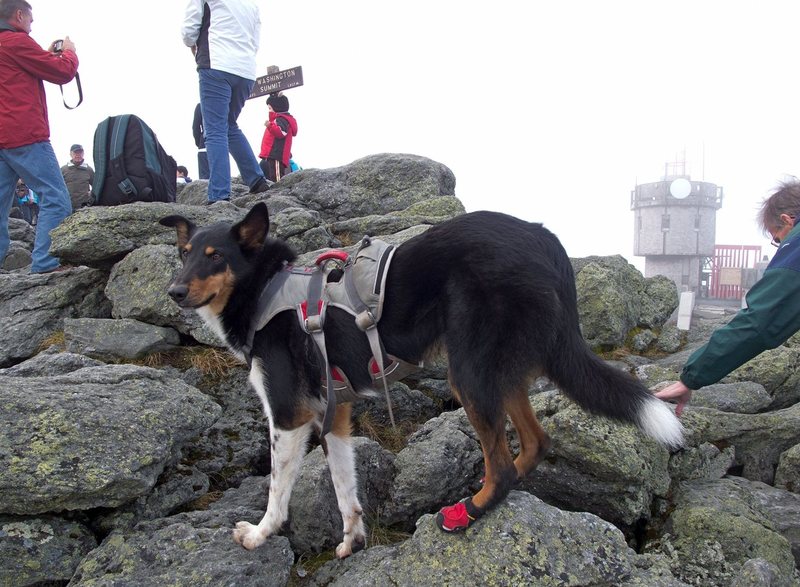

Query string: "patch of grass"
[331, 231, 356, 247]
[354, 412, 418, 453]
[38, 330, 66, 352]
[368, 521, 411, 547]
[134, 346, 241, 378]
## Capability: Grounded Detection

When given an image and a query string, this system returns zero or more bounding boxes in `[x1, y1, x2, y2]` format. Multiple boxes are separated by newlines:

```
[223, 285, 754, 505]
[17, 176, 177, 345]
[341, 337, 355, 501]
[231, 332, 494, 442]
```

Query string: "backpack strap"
[91, 117, 110, 203]
[109, 115, 138, 198]
[137, 117, 164, 174]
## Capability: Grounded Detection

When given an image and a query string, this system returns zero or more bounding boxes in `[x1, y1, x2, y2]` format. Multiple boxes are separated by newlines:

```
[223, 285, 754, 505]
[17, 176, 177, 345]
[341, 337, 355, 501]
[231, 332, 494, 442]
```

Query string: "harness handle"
[315, 250, 349, 266]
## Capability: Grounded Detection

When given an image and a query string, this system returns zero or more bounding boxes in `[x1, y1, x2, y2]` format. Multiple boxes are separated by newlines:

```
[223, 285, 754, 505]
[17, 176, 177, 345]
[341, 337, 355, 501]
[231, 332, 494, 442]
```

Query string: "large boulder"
[309, 491, 686, 586]
[49, 202, 245, 269]
[652, 477, 797, 586]
[573, 255, 679, 350]
[0, 365, 220, 514]
[242, 153, 457, 222]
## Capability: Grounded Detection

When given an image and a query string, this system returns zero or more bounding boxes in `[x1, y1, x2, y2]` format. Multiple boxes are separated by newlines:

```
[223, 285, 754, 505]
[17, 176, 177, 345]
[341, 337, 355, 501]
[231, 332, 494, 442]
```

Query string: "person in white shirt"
[181, 0, 269, 204]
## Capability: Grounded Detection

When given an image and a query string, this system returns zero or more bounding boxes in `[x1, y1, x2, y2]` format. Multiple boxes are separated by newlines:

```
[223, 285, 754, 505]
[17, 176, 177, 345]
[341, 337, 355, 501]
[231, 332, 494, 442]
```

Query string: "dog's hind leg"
[436, 394, 518, 532]
[323, 403, 367, 559]
[505, 390, 551, 479]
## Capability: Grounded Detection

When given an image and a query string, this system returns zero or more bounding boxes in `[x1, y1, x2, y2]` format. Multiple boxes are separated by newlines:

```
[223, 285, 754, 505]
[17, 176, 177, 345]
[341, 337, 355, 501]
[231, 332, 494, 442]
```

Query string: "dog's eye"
[180, 249, 189, 260]
[211, 252, 223, 263]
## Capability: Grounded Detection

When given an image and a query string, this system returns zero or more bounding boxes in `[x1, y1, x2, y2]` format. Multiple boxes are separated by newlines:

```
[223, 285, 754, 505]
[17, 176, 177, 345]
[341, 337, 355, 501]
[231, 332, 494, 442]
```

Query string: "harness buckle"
[355, 309, 377, 331]
[305, 314, 323, 333]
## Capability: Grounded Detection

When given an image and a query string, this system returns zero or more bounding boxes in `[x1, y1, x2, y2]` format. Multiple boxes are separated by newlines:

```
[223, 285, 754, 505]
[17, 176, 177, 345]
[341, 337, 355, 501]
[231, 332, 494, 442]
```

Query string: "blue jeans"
[199, 68, 265, 202]
[0, 142, 71, 272]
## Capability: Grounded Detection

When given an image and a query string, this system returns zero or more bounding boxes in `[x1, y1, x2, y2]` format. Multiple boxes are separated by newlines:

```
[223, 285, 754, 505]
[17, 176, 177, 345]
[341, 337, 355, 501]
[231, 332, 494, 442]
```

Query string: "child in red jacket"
[258, 93, 298, 182]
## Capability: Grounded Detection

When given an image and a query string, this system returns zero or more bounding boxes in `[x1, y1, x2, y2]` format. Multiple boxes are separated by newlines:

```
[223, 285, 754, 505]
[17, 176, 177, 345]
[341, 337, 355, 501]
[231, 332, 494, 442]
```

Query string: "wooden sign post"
[249, 65, 304, 100]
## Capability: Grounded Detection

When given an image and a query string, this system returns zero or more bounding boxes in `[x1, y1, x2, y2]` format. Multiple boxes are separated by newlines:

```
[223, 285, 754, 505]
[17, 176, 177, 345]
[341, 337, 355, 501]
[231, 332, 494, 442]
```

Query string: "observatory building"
[631, 164, 723, 294]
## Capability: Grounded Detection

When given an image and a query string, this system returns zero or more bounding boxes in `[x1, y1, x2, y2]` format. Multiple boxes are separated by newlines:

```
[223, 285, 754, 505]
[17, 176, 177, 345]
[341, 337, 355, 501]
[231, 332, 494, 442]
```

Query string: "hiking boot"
[205, 198, 230, 205]
[249, 177, 273, 194]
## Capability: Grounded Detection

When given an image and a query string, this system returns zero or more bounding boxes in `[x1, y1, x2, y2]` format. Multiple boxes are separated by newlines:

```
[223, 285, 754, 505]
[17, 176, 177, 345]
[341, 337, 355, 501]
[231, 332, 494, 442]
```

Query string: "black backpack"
[92, 114, 177, 206]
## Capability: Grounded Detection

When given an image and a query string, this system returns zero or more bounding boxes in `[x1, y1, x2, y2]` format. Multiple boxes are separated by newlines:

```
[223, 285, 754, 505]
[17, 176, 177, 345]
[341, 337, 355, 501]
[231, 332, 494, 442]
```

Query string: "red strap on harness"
[315, 250, 349, 266]
[299, 299, 324, 319]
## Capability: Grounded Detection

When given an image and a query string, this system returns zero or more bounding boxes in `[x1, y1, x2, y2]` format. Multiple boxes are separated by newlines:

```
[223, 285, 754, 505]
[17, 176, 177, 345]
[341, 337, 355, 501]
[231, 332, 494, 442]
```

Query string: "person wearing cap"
[60, 143, 94, 212]
[0, 0, 77, 273]
[259, 93, 298, 182]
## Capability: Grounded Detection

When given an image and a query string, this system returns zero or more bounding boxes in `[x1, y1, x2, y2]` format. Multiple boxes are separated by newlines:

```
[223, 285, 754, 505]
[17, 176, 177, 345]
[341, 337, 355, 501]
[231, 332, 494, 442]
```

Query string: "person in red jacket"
[259, 93, 298, 183]
[0, 0, 76, 273]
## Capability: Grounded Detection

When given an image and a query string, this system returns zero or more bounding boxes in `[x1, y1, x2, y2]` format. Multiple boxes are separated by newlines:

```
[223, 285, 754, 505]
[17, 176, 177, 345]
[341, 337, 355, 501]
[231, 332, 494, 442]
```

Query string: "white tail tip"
[638, 398, 684, 450]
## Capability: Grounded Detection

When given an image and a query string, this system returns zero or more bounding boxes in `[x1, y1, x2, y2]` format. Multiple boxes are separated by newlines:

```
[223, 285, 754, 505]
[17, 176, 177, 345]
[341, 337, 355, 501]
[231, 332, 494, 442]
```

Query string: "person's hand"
[654, 381, 693, 417]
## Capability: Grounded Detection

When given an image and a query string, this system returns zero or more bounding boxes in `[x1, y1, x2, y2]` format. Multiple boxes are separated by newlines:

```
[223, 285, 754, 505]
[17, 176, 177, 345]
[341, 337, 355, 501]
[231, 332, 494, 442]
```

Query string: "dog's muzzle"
[167, 283, 189, 304]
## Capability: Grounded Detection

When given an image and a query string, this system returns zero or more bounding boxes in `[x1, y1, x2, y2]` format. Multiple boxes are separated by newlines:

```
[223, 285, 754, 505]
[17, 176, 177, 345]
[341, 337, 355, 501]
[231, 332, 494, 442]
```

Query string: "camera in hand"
[53, 39, 63, 53]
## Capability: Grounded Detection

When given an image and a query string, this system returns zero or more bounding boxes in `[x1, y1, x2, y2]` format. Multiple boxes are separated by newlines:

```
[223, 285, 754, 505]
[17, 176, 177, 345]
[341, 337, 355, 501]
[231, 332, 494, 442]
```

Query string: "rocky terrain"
[1, 154, 799, 586]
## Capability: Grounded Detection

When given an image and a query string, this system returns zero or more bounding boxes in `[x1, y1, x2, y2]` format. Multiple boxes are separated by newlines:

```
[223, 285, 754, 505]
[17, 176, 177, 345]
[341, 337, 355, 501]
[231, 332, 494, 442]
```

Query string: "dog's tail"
[545, 308, 684, 450]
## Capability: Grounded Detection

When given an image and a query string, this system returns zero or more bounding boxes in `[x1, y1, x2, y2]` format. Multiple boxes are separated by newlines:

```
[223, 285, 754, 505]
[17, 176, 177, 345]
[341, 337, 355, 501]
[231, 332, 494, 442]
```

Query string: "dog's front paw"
[233, 521, 266, 550]
[335, 534, 366, 559]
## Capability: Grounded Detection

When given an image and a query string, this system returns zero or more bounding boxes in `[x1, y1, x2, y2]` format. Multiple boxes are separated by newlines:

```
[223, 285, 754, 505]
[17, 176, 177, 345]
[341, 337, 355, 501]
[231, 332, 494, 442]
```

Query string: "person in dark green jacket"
[656, 179, 800, 415]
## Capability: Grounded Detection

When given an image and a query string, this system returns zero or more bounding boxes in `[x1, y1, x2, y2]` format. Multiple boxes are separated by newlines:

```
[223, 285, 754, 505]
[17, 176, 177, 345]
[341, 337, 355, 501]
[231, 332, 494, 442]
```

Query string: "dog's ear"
[160, 215, 196, 248]
[233, 202, 270, 252]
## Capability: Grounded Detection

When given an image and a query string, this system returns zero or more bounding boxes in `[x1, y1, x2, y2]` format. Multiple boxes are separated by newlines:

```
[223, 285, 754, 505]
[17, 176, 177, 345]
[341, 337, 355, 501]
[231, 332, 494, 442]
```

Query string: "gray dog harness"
[242, 237, 420, 438]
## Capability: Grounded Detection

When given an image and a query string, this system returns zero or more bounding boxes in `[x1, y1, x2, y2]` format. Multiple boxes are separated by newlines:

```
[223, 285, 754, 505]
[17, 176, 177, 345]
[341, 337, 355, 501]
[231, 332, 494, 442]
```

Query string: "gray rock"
[0, 365, 220, 514]
[351, 381, 440, 428]
[651, 380, 772, 414]
[0, 267, 111, 367]
[727, 476, 800, 569]
[1, 242, 32, 270]
[69, 514, 293, 587]
[309, 491, 687, 587]
[776, 443, 800, 494]
[655, 323, 684, 353]
[95, 465, 211, 534]
[50, 202, 245, 269]
[683, 404, 800, 484]
[262, 153, 457, 221]
[652, 477, 796, 586]
[0, 349, 104, 377]
[668, 442, 736, 484]
[329, 195, 465, 237]
[64, 317, 181, 359]
[725, 345, 800, 410]
[7, 217, 35, 247]
[731, 558, 797, 587]
[574, 255, 678, 350]
[0, 515, 97, 587]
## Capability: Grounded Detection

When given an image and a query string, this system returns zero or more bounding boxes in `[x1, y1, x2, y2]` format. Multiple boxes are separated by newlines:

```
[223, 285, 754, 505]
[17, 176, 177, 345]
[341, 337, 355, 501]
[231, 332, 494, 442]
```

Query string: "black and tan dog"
[160, 203, 683, 558]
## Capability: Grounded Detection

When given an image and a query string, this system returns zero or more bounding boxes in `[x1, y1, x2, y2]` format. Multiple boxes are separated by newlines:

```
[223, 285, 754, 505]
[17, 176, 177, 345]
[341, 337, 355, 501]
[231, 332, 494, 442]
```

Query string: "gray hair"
[758, 179, 800, 235]
[0, 0, 32, 21]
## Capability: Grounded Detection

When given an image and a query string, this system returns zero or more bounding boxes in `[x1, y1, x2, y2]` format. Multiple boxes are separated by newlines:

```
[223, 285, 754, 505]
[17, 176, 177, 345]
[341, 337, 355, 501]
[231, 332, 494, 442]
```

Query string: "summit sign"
[248, 66, 304, 99]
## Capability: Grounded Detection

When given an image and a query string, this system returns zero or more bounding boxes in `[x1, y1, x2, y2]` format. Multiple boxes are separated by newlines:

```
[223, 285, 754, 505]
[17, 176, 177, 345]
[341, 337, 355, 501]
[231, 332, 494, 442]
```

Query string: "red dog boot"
[436, 498, 484, 532]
